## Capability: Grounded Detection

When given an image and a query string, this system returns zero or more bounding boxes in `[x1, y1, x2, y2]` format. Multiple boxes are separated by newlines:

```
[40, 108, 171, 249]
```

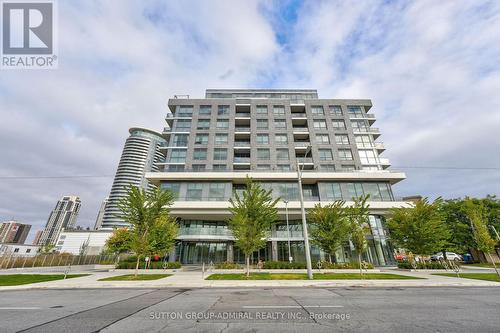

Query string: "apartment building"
[0, 221, 31, 244]
[38, 196, 81, 246]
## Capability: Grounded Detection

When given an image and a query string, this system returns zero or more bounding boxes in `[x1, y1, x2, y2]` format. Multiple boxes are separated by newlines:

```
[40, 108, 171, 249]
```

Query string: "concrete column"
[168, 246, 176, 263]
[271, 240, 278, 261]
[227, 242, 234, 263]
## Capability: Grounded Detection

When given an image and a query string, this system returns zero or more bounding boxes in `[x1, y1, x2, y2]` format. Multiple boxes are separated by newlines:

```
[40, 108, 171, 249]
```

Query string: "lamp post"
[296, 146, 313, 279]
[283, 199, 292, 263]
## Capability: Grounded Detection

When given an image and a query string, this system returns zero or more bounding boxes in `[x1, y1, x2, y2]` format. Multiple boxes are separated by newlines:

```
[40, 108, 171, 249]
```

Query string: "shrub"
[116, 261, 181, 269]
[262, 261, 307, 269]
[215, 262, 241, 269]
[318, 261, 374, 269]
[397, 261, 454, 269]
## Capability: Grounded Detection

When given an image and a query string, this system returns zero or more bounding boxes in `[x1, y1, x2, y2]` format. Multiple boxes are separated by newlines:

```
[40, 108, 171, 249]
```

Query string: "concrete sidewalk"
[1, 267, 499, 290]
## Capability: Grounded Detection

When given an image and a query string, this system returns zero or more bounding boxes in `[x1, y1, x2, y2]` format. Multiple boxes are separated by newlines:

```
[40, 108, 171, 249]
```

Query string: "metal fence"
[0, 253, 120, 270]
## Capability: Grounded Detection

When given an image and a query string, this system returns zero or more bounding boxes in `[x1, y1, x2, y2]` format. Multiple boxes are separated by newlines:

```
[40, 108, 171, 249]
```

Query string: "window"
[14, 248, 19, 253]
[257, 119, 268, 129]
[193, 148, 207, 160]
[213, 164, 226, 171]
[161, 182, 180, 198]
[257, 148, 270, 160]
[192, 164, 206, 171]
[335, 134, 349, 145]
[303, 184, 319, 200]
[213, 148, 228, 160]
[320, 164, 336, 171]
[256, 134, 269, 145]
[315, 134, 330, 144]
[195, 133, 209, 144]
[197, 119, 210, 130]
[26, 249, 31, 253]
[187, 183, 203, 201]
[313, 120, 327, 129]
[359, 149, 378, 164]
[277, 164, 291, 171]
[332, 120, 346, 129]
[363, 183, 382, 200]
[168, 165, 185, 172]
[351, 119, 367, 131]
[172, 134, 188, 147]
[209, 183, 226, 200]
[274, 119, 286, 129]
[378, 183, 393, 200]
[347, 105, 364, 117]
[324, 183, 342, 200]
[256, 105, 268, 115]
[275, 134, 288, 144]
[176, 119, 191, 130]
[311, 105, 324, 116]
[338, 149, 353, 160]
[346, 183, 364, 199]
[273, 105, 285, 116]
[170, 149, 186, 163]
[341, 165, 356, 171]
[318, 149, 333, 161]
[355, 135, 373, 148]
[218, 105, 230, 116]
[329, 105, 343, 116]
[199, 105, 212, 115]
[216, 119, 229, 129]
[276, 148, 290, 160]
[256, 164, 271, 170]
[176, 105, 193, 117]
[215, 133, 228, 145]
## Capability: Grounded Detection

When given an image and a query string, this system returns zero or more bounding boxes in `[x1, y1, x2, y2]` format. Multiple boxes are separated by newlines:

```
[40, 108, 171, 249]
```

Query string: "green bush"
[318, 261, 374, 269]
[214, 262, 242, 269]
[262, 261, 307, 269]
[397, 261, 454, 269]
[116, 261, 181, 269]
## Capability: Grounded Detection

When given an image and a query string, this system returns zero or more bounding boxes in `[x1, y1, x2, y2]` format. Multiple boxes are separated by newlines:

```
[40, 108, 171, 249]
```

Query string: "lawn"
[433, 273, 500, 282]
[206, 273, 423, 280]
[98, 274, 172, 281]
[0, 274, 89, 286]
[463, 263, 498, 269]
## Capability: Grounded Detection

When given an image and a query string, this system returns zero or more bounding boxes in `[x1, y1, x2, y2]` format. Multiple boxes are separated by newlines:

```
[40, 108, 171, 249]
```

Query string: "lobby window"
[256, 105, 268, 115]
[161, 182, 181, 197]
[216, 119, 229, 129]
[338, 149, 353, 161]
[256, 134, 269, 145]
[215, 133, 228, 145]
[311, 105, 324, 116]
[276, 148, 290, 160]
[192, 164, 206, 171]
[213, 148, 228, 160]
[318, 149, 333, 161]
[363, 183, 382, 200]
[324, 183, 342, 200]
[209, 183, 226, 200]
[169, 149, 186, 163]
[218, 105, 230, 116]
[256, 164, 271, 171]
[335, 134, 349, 145]
[257, 119, 269, 129]
[332, 120, 346, 129]
[320, 164, 336, 171]
[275, 134, 288, 144]
[257, 148, 270, 160]
[213, 164, 227, 171]
[197, 119, 210, 130]
[347, 105, 364, 117]
[329, 105, 343, 116]
[378, 183, 393, 201]
[346, 183, 364, 199]
[199, 105, 212, 115]
[359, 149, 378, 164]
[186, 183, 203, 201]
[176, 119, 191, 130]
[172, 134, 188, 147]
[274, 119, 286, 129]
[313, 120, 327, 129]
[195, 133, 209, 145]
[277, 164, 291, 171]
[315, 134, 330, 144]
[355, 135, 373, 148]
[193, 148, 207, 160]
[273, 105, 285, 116]
[176, 105, 193, 117]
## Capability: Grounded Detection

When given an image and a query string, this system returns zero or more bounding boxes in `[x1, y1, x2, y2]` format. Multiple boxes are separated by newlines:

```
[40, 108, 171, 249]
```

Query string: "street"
[0, 287, 499, 333]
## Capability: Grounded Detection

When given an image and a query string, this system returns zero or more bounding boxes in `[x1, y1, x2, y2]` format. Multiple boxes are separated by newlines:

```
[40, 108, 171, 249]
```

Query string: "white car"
[431, 252, 462, 261]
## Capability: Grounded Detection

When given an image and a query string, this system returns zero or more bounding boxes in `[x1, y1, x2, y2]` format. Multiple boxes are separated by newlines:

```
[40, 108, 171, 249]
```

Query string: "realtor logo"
[1, 0, 57, 69]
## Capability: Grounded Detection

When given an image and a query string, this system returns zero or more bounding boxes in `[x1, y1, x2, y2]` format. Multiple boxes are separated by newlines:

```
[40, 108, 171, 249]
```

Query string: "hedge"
[397, 261, 456, 269]
[116, 261, 181, 269]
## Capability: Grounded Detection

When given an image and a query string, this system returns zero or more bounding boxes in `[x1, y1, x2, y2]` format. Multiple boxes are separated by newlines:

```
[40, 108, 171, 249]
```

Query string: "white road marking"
[0, 307, 42, 310]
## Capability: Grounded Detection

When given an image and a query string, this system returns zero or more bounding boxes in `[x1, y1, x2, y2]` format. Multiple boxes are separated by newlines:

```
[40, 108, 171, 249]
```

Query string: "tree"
[386, 198, 450, 258]
[117, 185, 175, 276]
[40, 243, 55, 254]
[346, 195, 371, 276]
[465, 199, 500, 276]
[228, 178, 279, 276]
[148, 215, 178, 257]
[309, 201, 351, 263]
[105, 228, 133, 254]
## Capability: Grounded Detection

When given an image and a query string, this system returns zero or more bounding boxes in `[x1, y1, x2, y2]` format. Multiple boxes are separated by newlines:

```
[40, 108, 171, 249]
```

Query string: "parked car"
[430, 252, 462, 261]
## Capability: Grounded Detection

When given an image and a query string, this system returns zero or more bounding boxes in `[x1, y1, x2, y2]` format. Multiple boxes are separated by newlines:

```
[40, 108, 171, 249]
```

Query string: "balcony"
[374, 142, 385, 152]
[297, 157, 313, 164]
[235, 112, 251, 118]
[291, 113, 307, 118]
[234, 141, 251, 147]
[235, 127, 251, 132]
[233, 157, 251, 163]
[292, 126, 309, 132]
[379, 158, 391, 169]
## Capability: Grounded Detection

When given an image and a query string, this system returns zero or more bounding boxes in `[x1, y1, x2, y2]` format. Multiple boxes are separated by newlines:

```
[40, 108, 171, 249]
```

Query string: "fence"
[0, 253, 120, 270]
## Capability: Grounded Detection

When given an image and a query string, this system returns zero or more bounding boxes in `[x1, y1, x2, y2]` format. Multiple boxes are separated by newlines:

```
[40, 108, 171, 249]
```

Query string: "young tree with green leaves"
[386, 198, 450, 258]
[309, 201, 351, 263]
[346, 195, 371, 276]
[117, 185, 176, 276]
[465, 199, 499, 276]
[105, 228, 133, 254]
[228, 178, 279, 276]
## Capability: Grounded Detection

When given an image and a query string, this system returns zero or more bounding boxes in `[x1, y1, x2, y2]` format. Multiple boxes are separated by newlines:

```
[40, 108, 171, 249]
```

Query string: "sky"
[1, 0, 499, 237]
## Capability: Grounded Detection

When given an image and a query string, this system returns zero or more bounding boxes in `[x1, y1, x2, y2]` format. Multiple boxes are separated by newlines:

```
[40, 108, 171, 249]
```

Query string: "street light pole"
[284, 199, 292, 263]
[297, 146, 313, 280]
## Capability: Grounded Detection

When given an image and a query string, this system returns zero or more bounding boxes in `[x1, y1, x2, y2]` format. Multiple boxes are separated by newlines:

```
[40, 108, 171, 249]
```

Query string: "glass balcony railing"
[234, 142, 251, 147]
[235, 112, 251, 117]
[291, 113, 307, 118]
[235, 127, 251, 132]
[292, 127, 309, 131]
[233, 157, 251, 163]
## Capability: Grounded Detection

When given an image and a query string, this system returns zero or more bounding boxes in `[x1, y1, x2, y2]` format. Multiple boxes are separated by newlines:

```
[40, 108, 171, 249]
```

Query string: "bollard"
[202, 262, 205, 279]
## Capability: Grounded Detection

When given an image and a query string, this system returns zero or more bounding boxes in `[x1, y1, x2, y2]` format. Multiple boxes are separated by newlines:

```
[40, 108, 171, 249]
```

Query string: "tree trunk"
[246, 255, 250, 277]
[487, 253, 500, 277]
[135, 256, 140, 277]
[328, 254, 332, 264]
[358, 253, 362, 277]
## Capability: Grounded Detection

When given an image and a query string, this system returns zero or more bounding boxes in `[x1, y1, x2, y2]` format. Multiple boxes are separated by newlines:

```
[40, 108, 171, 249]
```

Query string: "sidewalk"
[1, 267, 499, 290]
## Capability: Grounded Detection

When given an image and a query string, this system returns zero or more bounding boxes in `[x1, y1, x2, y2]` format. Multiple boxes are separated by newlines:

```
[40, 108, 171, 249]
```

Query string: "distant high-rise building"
[32, 230, 43, 245]
[93, 198, 108, 230]
[38, 196, 81, 246]
[101, 128, 166, 229]
[0, 221, 31, 244]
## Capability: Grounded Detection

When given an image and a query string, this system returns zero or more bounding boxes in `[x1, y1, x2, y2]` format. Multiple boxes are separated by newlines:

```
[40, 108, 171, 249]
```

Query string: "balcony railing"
[353, 127, 380, 133]
[297, 157, 313, 163]
[291, 113, 307, 118]
[235, 112, 251, 117]
[233, 157, 251, 163]
[235, 127, 251, 132]
[294, 141, 311, 147]
[234, 142, 251, 147]
[292, 127, 309, 131]
[349, 113, 375, 119]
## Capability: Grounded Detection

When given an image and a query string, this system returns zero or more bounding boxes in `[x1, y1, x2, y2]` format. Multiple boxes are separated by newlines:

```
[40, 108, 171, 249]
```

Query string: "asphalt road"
[0, 287, 499, 333]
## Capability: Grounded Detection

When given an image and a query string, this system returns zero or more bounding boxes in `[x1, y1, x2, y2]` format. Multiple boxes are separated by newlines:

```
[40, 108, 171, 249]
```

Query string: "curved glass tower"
[101, 128, 166, 229]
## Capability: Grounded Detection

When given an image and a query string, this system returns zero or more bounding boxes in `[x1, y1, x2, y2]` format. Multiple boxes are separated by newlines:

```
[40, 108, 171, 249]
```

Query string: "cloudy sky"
[1, 0, 499, 236]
